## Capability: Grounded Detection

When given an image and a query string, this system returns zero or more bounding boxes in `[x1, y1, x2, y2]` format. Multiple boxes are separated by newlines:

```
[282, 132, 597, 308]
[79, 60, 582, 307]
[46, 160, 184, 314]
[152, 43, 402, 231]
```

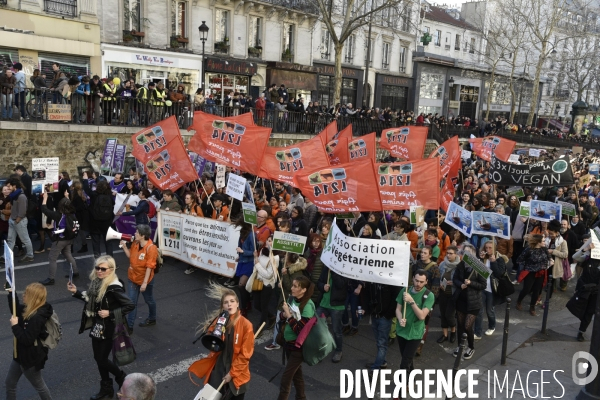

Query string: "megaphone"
[106, 227, 133, 247]
[201, 311, 229, 352]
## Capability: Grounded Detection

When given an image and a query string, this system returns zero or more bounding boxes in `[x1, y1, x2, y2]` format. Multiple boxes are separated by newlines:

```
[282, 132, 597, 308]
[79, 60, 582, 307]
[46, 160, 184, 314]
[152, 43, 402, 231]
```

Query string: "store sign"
[316, 64, 361, 79]
[449, 100, 460, 108]
[205, 57, 257, 75]
[132, 54, 179, 67]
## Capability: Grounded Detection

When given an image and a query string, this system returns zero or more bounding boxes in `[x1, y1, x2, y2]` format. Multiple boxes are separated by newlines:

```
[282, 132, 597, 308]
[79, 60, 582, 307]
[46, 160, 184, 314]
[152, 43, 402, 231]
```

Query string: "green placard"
[519, 202, 530, 217]
[463, 253, 492, 280]
[273, 231, 307, 255]
[336, 212, 355, 219]
[558, 201, 576, 217]
[507, 186, 525, 198]
[241, 203, 257, 225]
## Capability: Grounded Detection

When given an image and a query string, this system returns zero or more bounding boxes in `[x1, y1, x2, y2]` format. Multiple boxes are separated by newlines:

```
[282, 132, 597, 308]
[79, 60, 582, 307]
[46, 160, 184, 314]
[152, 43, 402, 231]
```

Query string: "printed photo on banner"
[410, 205, 425, 226]
[226, 174, 246, 201]
[158, 211, 240, 277]
[273, 231, 307, 254]
[31, 157, 59, 194]
[589, 163, 600, 177]
[445, 202, 472, 237]
[320, 220, 411, 287]
[379, 126, 428, 160]
[112, 145, 127, 174]
[471, 211, 510, 239]
[529, 200, 562, 222]
[558, 201, 576, 217]
[489, 155, 574, 186]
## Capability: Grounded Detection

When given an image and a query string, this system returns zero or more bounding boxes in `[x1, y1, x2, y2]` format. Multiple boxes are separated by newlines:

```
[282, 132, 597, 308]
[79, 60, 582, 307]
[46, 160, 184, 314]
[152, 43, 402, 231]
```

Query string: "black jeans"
[92, 337, 122, 381]
[278, 348, 306, 400]
[438, 292, 456, 329]
[580, 292, 597, 332]
[397, 337, 421, 374]
[254, 285, 274, 326]
[5, 359, 52, 400]
[91, 232, 113, 259]
[517, 272, 544, 307]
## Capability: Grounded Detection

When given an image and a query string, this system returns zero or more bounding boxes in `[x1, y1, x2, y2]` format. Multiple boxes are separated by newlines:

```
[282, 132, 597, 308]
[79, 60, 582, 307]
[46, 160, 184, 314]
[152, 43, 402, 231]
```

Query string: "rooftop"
[422, 4, 480, 31]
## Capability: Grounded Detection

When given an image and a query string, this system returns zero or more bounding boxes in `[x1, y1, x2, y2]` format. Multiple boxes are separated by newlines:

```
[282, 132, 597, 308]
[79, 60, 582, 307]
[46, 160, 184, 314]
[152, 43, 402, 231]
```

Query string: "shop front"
[374, 74, 413, 110]
[314, 63, 364, 109]
[266, 62, 317, 103]
[102, 44, 202, 96]
[204, 56, 258, 106]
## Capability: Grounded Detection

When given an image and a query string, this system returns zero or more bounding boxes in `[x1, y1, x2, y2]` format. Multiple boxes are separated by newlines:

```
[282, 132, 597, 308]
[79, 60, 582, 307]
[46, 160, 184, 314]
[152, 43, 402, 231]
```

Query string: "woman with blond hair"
[189, 284, 254, 399]
[68, 256, 134, 400]
[5, 282, 53, 400]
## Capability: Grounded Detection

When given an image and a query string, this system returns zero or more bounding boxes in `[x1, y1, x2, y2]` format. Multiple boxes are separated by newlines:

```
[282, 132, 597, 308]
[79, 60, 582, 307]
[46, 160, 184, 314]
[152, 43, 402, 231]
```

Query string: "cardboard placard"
[225, 173, 246, 201]
[506, 186, 525, 198]
[242, 203, 257, 225]
[558, 201, 576, 217]
[519, 201, 530, 217]
[273, 231, 307, 254]
[463, 253, 492, 280]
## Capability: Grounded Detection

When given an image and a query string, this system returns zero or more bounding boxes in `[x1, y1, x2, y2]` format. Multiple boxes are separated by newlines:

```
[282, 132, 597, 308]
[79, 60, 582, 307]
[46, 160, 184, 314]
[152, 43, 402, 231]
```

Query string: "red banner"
[469, 136, 516, 162]
[347, 132, 377, 163]
[376, 158, 440, 210]
[440, 178, 456, 213]
[293, 160, 383, 212]
[188, 113, 270, 175]
[131, 116, 182, 162]
[325, 125, 353, 166]
[259, 140, 331, 186]
[145, 137, 198, 191]
[379, 126, 428, 160]
[429, 136, 461, 178]
[316, 121, 341, 146]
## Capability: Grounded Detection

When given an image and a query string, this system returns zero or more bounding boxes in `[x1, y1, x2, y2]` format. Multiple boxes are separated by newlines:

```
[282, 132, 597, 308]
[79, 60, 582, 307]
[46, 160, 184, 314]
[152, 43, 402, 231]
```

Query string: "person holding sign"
[394, 270, 435, 379]
[452, 244, 486, 360]
[516, 234, 553, 316]
[233, 217, 258, 315]
[5, 283, 54, 400]
[474, 241, 507, 339]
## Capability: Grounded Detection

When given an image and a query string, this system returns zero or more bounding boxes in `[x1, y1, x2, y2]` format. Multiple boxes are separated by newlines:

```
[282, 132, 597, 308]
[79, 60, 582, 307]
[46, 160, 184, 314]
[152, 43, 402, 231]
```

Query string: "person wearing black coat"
[474, 240, 507, 339]
[452, 245, 487, 359]
[5, 283, 53, 400]
[291, 206, 308, 237]
[82, 173, 114, 259]
[316, 266, 348, 363]
[365, 282, 401, 372]
[68, 255, 134, 400]
[569, 258, 600, 342]
[118, 188, 151, 227]
[71, 181, 90, 254]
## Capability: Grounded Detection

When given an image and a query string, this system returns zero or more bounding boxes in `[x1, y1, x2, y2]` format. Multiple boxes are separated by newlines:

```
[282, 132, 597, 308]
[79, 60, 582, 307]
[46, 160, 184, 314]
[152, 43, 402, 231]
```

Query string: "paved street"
[0, 249, 588, 399]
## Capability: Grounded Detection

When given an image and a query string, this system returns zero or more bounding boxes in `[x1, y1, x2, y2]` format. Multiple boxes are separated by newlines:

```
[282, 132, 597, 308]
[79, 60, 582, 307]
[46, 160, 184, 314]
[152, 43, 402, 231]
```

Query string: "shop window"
[460, 85, 479, 102]
[249, 17, 263, 56]
[455, 34, 460, 50]
[419, 73, 443, 99]
[282, 24, 295, 62]
[382, 42, 390, 69]
[345, 35, 355, 64]
[321, 29, 331, 60]
[381, 85, 408, 110]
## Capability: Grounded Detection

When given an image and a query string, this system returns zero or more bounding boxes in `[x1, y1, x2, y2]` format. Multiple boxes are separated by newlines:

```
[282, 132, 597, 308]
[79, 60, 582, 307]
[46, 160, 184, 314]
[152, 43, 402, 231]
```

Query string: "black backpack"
[26, 197, 38, 219]
[91, 194, 113, 221]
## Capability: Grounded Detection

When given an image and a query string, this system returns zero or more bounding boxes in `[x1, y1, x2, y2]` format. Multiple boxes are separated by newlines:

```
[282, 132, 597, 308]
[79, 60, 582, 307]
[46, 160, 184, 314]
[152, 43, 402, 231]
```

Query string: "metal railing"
[44, 0, 77, 17]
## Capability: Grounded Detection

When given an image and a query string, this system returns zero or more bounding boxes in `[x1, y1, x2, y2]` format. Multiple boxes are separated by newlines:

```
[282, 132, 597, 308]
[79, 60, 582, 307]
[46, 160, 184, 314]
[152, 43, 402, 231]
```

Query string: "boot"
[77, 244, 89, 253]
[90, 379, 114, 400]
[415, 341, 424, 357]
[115, 371, 127, 389]
[529, 306, 537, 316]
[516, 302, 523, 311]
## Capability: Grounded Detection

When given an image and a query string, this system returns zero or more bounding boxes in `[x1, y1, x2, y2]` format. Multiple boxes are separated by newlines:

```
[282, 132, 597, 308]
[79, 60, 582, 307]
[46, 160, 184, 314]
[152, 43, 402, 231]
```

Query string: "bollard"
[446, 333, 468, 400]
[541, 275, 553, 334]
[501, 297, 511, 365]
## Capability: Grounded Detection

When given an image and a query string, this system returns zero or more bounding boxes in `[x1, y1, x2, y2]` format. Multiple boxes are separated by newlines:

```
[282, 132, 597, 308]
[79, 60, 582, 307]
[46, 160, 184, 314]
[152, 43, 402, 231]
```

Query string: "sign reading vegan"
[188, 112, 270, 175]
[471, 211, 510, 239]
[429, 136, 460, 178]
[376, 158, 440, 210]
[379, 126, 428, 160]
[320, 220, 411, 287]
[131, 116, 181, 161]
[489, 155, 574, 186]
[293, 159, 383, 212]
[469, 136, 516, 162]
[259, 139, 330, 186]
[158, 211, 240, 277]
[347, 132, 376, 162]
[445, 202, 472, 237]
[145, 138, 199, 191]
[273, 231, 307, 254]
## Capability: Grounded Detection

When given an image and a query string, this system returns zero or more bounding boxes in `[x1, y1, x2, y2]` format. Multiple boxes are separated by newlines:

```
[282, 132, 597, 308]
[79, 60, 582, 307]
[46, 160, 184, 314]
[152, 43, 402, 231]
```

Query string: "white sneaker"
[184, 267, 196, 274]
[474, 334, 482, 340]
[485, 328, 495, 336]
[463, 347, 475, 360]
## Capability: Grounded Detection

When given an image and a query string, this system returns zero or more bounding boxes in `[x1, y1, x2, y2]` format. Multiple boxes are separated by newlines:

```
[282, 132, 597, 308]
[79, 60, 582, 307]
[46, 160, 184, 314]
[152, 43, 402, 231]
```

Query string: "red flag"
[188, 113, 270, 175]
[347, 132, 377, 163]
[376, 159, 441, 210]
[429, 136, 461, 178]
[293, 160, 383, 212]
[191, 110, 255, 127]
[131, 116, 181, 162]
[469, 136, 516, 162]
[145, 137, 198, 191]
[379, 126, 428, 160]
[316, 121, 340, 146]
[440, 178, 456, 213]
[324, 125, 353, 165]
[259, 140, 331, 186]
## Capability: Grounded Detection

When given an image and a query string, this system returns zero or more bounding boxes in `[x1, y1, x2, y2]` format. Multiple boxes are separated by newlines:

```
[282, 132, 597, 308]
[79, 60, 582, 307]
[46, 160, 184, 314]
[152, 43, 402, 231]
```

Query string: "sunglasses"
[95, 266, 111, 272]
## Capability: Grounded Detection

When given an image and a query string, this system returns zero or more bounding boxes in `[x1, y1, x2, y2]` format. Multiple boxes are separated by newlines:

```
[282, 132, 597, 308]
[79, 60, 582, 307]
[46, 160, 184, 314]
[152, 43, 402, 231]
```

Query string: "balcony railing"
[344, 56, 353, 63]
[44, 0, 77, 17]
[258, 0, 319, 14]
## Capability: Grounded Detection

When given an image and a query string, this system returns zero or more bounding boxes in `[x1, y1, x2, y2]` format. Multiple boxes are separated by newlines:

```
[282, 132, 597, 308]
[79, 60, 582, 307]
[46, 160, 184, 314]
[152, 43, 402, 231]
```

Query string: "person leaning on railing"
[100, 77, 117, 125]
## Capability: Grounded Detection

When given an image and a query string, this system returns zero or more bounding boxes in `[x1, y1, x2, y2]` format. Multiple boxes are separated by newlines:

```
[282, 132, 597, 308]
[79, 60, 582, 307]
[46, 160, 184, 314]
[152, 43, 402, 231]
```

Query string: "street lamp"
[198, 21, 209, 92]
[449, 77, 455, 88]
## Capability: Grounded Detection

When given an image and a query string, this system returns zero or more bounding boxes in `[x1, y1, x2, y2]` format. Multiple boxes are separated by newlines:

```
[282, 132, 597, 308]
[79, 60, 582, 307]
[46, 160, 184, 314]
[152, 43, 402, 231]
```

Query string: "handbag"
[245, 269, 257, 293]
[252, 277, 264, 291]
[562, 258, 573, 281]
[112, 309, 136, 366]
[492, 271, 515, 298]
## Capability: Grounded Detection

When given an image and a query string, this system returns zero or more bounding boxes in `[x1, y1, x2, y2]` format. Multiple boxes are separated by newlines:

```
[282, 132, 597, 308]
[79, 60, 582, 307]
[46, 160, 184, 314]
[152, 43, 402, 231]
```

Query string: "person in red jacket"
[255, 94, 266, 125]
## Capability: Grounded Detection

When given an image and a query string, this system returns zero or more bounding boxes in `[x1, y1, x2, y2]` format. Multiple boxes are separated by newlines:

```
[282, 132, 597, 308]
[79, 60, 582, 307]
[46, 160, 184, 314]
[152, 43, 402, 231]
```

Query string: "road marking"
[0, 250, 124, 273]
[149, 329, 272, 384]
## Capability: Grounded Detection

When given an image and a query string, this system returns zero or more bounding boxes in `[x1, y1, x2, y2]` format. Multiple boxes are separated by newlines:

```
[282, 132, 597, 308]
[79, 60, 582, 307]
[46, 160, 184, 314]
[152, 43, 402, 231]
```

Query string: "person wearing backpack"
[82, 173, 114, 259]
[277, 276, 315, 400]
[5, 282, 53, 400]
[39, 193, 80, 286]
[120, 224, 158, 334]
[118, 189, 151, 227]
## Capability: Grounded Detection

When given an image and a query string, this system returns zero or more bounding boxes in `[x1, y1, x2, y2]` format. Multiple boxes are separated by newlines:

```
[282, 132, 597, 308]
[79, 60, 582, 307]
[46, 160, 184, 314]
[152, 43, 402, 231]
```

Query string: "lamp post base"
[577, 388, 600, 400]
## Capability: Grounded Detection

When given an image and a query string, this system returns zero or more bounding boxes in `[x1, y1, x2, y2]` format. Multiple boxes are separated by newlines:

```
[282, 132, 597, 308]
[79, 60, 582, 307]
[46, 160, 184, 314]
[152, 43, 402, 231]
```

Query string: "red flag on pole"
[145, 136, 199, 191]
[468, 136, 516, 162]
[379, 126, 428, 160]
[428, 136, 461, 178]
[131, 116, 182, 162]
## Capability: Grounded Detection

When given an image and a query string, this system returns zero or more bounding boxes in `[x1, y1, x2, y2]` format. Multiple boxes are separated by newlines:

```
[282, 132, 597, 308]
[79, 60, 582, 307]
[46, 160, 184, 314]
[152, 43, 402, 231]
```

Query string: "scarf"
[441, 256, 460, 273]
[306, 247, 321, 274]
[425, 239, 437, 247]
[84, 278, 103, 318]
[7, 189, 22, 204]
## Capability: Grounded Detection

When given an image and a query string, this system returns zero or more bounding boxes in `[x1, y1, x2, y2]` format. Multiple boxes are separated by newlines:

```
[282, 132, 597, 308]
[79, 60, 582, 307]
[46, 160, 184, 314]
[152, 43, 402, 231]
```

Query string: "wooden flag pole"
[227, 197, 234, 221]
[12, 298, 16, 358]
[272, 248, 287, 300]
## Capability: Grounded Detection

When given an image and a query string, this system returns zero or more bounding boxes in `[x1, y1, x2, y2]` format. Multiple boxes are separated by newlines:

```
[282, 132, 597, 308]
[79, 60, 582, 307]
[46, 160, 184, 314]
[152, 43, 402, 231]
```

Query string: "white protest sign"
[4, 241, 14, 288]
[461, 150, 472, 160]
[592, 228, 600, 260]
[508, 154, 520, 164]
[529, 149, 541, 157]
[320, 219, 411, 287]
[225, 174, 247, 201]
[31, 157, 59, 194]
[215, 164, 226, 189]
[113, 193, 140, 215]
[158, 211, 240, 277]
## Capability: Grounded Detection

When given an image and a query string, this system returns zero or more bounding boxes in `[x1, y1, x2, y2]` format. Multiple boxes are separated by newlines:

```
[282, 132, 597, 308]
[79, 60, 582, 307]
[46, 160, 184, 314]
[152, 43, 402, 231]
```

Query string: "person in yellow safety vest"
[152, 82, 166, 106]
[100, 77, 117, 125]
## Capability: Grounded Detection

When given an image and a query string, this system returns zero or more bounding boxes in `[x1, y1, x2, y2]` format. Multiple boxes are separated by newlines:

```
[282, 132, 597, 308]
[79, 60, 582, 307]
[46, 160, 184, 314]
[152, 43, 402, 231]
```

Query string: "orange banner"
[468, 136, 516, 162]
[440, 178, 456, 213]
[316, 121, 341, 146]
[379, 126, 428, 160]
[429, 136, 461, 178]
[145, 137, 199, 191]
[325, 125, 353, 166]
[376, 159, 440, 210]
[259, 140, 331, 186]
[131, 116, 182, 162]
[347, 132, 377, 163]
[188, 113, 270, 175]
[293, 160, 383, 212]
